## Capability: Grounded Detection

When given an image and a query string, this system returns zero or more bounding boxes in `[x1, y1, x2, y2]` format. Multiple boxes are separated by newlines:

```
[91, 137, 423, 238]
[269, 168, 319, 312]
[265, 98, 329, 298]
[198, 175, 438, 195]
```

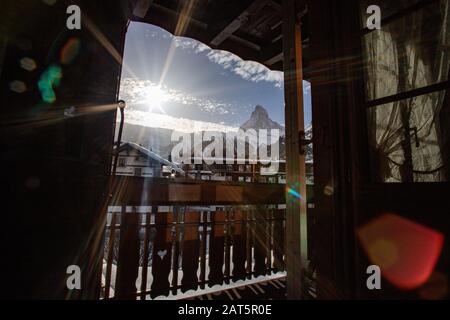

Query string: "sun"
[145, 85, 168, 112]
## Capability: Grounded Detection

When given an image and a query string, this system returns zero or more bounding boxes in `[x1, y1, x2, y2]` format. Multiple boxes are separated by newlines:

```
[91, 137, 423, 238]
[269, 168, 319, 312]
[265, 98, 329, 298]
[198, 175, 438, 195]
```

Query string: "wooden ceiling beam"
[265, 52, 283, 66]
[268, 0, 282, 11]
[142, 4, 262, 63]
[229, 34, 261, 51]
[210, 0, 271, 47]
[151, 2, 208, 30]
[132, 0, 153, 19]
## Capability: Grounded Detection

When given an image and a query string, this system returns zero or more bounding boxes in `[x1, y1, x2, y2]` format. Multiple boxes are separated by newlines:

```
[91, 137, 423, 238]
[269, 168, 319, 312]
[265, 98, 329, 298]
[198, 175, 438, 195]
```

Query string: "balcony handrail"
[102, 205, 286, 300]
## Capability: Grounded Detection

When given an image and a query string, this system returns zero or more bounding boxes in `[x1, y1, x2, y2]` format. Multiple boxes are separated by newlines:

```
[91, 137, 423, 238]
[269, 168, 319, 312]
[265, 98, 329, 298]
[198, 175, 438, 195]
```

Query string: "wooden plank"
[181, 211, 201, 292]
[232, 208, 248, 281]
[208, 210, 226, 286]
[253, 207, 268, 277]
[171, 207, 182, 295]
[282, 0, 307, 299]
[169, 184, 201, 202]
[266, 208, 273, 274]
[223, 208, 232, 284]
[210, 0, 270, 46]
[245, 208, 253, 280]
[115, 206, 141, 299]
[272, 208, 286, 272]
[110, 176, 285, 205]
[150, 212, 173, 298]
[139, 211, 152, 299]
[104, 213, 117, 299]
[132, 0, 153, 19]
[265, 52, 283, 66]
[216, 185, 243, 202]
[199, 210, 209, 289]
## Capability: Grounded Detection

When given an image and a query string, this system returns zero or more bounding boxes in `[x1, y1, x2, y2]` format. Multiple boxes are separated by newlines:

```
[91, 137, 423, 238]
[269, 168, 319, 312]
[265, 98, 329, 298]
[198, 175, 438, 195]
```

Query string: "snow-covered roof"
[117, 142, 185, 175]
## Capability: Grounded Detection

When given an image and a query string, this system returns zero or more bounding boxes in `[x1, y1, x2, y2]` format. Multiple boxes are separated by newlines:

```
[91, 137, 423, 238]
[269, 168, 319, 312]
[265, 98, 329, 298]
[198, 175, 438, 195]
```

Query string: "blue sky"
[119, 22, 311, 132]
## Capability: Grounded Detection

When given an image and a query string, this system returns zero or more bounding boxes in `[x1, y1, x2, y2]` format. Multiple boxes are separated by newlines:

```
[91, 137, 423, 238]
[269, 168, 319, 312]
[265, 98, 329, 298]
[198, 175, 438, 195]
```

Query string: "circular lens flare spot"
[10, 81, 27, 93]
[20, 57, 37, 71]
[358, 213, 444, 290]
[60, 38, 81, 65]
[368, 239, 398, 269]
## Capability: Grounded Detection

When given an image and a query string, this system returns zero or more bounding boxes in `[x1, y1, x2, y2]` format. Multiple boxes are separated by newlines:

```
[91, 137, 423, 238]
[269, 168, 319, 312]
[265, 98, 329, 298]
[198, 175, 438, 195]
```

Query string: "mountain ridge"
[120, 105, 312, 161]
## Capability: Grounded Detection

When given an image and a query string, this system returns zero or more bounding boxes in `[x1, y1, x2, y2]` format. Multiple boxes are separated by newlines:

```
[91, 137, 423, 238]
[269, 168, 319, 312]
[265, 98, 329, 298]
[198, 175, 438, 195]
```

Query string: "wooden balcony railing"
[101, 177, 286, 300]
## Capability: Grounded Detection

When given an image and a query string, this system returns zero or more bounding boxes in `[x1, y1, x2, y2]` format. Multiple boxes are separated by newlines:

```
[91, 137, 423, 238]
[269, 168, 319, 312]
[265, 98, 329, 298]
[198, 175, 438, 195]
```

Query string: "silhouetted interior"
[0, 0, 449, 300]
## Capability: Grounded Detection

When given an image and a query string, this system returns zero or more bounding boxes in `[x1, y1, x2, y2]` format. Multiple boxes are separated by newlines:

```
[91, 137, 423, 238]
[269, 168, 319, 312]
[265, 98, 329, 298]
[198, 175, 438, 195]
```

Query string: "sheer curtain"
[363, 0, 450, 182]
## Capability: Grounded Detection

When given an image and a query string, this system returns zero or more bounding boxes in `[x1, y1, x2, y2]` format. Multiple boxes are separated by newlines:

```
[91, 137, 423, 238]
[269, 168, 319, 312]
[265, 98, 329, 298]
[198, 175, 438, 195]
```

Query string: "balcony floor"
[183, 276, 287, 300]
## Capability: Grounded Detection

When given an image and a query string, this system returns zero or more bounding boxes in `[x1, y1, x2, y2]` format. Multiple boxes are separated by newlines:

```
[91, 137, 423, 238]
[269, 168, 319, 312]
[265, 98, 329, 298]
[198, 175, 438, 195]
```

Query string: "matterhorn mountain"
[240, 105, 285, 135]
[120, 104, 312, 162]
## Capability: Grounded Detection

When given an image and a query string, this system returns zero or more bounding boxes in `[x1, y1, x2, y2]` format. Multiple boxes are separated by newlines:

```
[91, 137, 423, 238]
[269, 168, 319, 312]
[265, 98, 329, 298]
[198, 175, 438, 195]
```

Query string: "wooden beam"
[141, 4, 262, 63]
[115, 206, 141, 299]
[229, 34, 261, 51]
[268, 0, 282, 11]
[282, 0, 307, 300]
[265, 52, 283, 66]
[262, 38, 283, 63]
[110, 176, 285, 206]
[210, 0, 270, 46]
[151, 2, 208, 30]
[132, 0, 153, 19]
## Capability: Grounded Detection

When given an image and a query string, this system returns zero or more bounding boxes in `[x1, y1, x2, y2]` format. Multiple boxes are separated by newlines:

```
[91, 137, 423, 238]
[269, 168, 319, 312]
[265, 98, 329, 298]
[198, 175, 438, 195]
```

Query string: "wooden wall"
[0, 0, 130, 299]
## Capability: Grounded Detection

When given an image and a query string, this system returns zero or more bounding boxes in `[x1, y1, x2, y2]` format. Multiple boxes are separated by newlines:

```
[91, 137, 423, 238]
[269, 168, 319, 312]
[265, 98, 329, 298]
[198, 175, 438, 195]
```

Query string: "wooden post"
[282, 0, 308, 300]
[104, 212, 117, 299]
[115, 206, 141, 299]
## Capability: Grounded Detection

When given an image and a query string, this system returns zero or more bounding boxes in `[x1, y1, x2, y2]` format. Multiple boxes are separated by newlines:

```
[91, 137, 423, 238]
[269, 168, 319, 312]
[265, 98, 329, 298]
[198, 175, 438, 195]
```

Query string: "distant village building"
[180, 157, 286, 184]
[114, 142, 184, 177]
[114, 141, 314, 184]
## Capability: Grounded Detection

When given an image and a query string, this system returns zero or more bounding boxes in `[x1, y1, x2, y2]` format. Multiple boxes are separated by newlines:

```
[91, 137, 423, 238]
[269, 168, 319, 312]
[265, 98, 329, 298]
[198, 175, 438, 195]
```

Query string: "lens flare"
[38, 64, 62, 103]
[145, 85, 168, 112]
[287, 187, 303, 200]
[9, 80, 27, 93]
[357, 213, 444, 290]
[60, 38, 81, 65]
[20, 57, 37, 71]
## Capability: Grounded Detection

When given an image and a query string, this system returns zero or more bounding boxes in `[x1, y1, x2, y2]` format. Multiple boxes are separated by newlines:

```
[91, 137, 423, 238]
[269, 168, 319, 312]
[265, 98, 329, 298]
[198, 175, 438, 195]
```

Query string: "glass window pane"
[367, 90, 450, 182]
[360, 0, 421, 28]
[362, 0, 450, 101]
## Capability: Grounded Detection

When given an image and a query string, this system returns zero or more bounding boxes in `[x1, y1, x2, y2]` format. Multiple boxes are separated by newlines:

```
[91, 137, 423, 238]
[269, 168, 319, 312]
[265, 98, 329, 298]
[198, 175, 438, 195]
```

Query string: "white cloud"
[233, 60, 284, 88]
[206, 50, 242, 70]
[125, 109, 239, 133]
[168, 33, 284, 88]
[119, 77, 235, 115]
[206, 50, 284, 88]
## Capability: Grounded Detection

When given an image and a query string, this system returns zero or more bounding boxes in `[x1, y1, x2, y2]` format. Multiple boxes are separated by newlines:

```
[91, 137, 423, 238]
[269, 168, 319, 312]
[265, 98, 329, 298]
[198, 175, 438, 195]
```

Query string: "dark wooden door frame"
[307, 0, 450, 299]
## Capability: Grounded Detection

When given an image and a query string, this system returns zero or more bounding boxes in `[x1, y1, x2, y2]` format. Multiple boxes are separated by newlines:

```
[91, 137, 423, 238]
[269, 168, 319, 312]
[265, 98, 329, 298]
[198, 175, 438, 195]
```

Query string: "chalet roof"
[117, 142, 185, 174]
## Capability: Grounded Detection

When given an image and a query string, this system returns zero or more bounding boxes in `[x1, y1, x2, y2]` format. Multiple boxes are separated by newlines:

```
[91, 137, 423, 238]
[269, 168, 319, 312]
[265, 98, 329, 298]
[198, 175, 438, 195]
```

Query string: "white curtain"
[363, 0, 450, 182]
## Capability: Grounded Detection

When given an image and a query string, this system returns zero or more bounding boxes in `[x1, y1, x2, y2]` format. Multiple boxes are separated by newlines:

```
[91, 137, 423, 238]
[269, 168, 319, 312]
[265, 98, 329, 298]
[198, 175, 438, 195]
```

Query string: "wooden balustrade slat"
[104, 212, 117, 299]
[273, 208, 286, 272]
[199, 211, 208, 290]
[171, 208, 181, 295]
[245, 209, 253, 280]
[181, 211, 201, 292]
[224, 208, 232, 284]
[115, 206, 141, 299]
[208, 210, 226, 286]
[150, 211, 172, 298]
[253, 207, 268, 277]
[139, 211, 152, 299]
[266, 209, 274, 274]
[232, 208, 247, 282]
[103, 205, 286, 299]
